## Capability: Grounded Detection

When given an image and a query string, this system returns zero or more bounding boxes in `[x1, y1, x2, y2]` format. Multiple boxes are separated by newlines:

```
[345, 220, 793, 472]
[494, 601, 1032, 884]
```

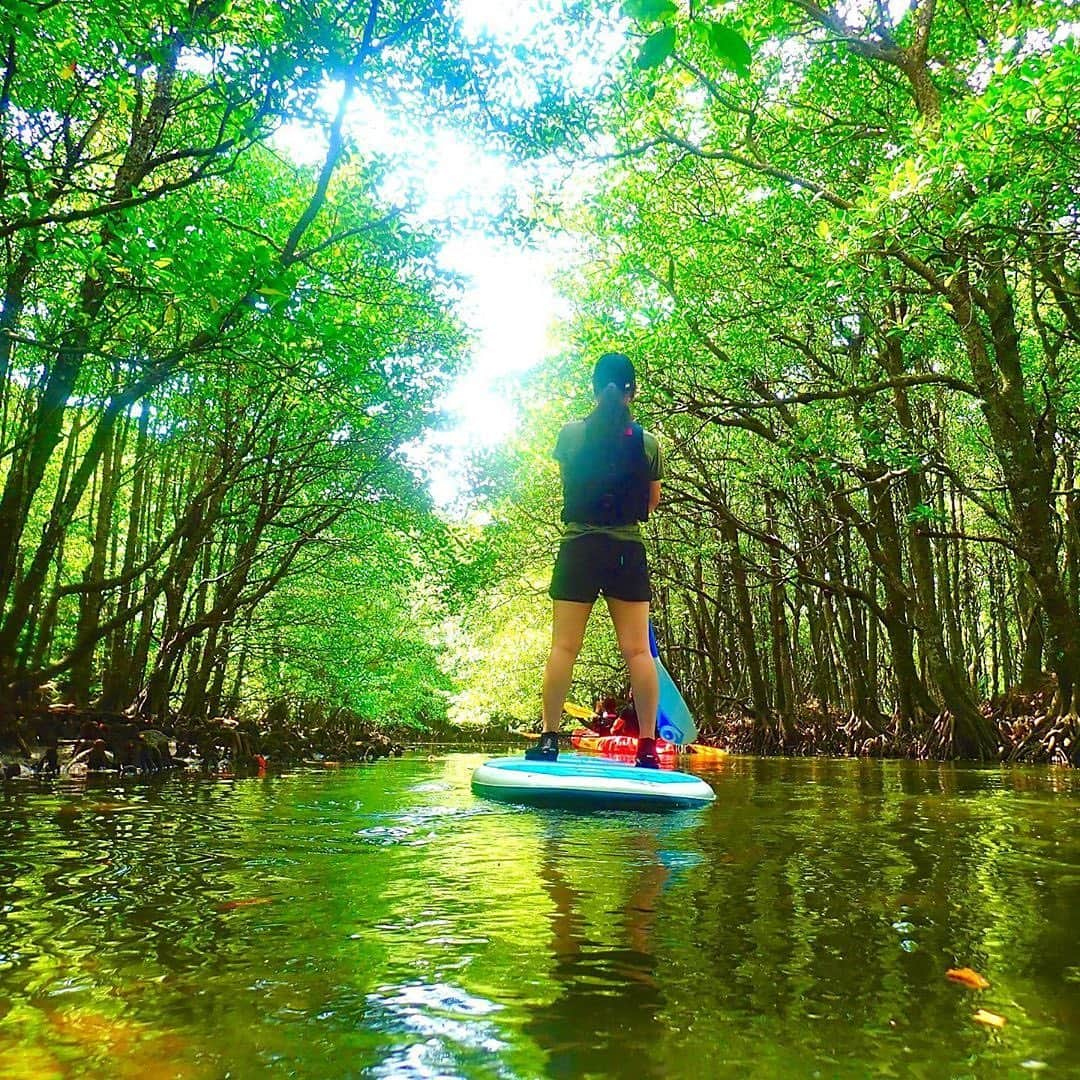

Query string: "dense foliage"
[0, 0, 592, 734]
[458, 0, 1080, 762]
[4, 0, 1079, 763]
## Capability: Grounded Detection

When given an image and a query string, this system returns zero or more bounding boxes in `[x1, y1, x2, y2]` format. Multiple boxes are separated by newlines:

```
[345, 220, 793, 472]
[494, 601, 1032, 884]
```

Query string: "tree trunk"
[721, 517, 769, 724]
[69, 411, 121, 703]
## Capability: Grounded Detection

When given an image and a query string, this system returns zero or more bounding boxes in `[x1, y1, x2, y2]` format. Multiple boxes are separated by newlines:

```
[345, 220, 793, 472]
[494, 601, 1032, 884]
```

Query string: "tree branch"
[703, 371, 979, 412]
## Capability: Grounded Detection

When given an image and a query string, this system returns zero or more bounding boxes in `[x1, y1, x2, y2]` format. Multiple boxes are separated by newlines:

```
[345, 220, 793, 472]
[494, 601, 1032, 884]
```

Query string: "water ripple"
[0, 755, 1076, 1079]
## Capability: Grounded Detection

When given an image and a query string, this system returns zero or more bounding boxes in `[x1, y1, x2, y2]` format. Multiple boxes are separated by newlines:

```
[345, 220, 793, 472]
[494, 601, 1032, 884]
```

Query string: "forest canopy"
[446, 0, 1080, 763]
[0, 0, 597, 732]
[2, 0, 1079, 763]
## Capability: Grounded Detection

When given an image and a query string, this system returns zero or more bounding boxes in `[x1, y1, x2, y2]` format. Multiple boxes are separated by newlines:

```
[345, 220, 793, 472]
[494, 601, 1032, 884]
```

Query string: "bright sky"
[273, 0, 584, 510]
[426, 236, 566, 505]
[420, 0, 919, 509]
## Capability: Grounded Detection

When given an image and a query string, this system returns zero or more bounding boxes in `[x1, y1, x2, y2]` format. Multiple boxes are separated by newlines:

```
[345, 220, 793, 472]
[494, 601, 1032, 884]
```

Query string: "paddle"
[650, 621, 699, 745]
[562, 623, 698, 744]
[562, 701, 595, 721]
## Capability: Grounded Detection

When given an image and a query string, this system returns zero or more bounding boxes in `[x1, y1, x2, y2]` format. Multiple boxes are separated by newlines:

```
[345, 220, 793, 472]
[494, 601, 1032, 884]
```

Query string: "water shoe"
[525, 731, 559, 762]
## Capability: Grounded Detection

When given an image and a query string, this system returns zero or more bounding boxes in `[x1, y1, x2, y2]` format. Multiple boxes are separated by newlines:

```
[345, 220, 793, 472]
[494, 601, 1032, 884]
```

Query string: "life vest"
[560, 421, 651, 527]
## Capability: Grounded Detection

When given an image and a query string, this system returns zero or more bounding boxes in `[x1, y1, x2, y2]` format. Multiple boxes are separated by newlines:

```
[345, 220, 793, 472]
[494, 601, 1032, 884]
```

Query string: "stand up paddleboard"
[471, 754, 716, 811]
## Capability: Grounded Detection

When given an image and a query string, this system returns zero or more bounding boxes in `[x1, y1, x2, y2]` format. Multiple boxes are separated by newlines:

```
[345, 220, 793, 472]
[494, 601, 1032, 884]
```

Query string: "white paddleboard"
[472, 754, 715, 810]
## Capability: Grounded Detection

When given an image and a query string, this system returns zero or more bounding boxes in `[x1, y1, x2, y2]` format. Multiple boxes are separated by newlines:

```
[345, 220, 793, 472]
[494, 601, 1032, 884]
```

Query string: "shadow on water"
[0, 754, 1077, 1077]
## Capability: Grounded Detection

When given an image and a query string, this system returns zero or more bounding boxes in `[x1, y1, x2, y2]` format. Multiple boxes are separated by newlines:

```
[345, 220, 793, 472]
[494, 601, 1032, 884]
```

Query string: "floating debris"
[946, 967, 990, 990]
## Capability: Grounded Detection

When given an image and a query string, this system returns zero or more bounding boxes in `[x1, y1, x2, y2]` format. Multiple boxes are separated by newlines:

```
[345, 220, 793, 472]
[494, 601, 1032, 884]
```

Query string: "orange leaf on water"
[973, 1009, 1006, 1028]
[946, 967, 990, 990]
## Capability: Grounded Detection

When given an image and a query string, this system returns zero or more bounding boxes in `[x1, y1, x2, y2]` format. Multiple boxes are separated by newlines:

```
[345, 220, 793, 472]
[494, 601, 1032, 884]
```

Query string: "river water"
[0, 754, 1077, 1078]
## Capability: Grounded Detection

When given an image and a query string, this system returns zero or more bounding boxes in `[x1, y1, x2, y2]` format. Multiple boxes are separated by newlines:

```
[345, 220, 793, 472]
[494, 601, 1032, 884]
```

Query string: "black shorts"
[549, 534, 651, 604]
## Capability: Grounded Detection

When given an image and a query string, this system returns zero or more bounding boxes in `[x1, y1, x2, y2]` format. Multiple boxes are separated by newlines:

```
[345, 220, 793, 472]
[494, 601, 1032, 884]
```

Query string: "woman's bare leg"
[542, 601, 594, 731]
[605, 598, 658, 739]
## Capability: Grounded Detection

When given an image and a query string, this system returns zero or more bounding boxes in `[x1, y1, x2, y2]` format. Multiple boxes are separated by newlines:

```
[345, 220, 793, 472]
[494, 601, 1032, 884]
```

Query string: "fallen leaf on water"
[946, 967, 990, 990]
[973, 1009, 1006, 1028]
[215, 897, 273, 912]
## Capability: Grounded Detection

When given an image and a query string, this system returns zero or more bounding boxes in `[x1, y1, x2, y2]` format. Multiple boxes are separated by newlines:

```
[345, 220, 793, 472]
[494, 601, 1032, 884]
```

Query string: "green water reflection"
[1, 756, 1077, 1078]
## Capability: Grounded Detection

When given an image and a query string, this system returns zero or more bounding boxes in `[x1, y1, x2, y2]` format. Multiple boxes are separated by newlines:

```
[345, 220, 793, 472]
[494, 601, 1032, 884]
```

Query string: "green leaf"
[906, 503, 936, 525]
[636, 27, 676, 70]
[621, 0, 677, 22]
[703, 22, 751, 76]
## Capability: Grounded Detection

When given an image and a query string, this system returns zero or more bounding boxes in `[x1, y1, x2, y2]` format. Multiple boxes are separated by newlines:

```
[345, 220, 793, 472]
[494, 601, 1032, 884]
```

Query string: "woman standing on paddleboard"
[526, 352, 663, 768]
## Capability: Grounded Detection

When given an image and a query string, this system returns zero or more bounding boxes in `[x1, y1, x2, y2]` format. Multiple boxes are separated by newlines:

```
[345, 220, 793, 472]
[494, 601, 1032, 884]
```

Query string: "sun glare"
[458, 0, 552, 41]
[269, 0, 610, 510]
[423, 235, 562, 508]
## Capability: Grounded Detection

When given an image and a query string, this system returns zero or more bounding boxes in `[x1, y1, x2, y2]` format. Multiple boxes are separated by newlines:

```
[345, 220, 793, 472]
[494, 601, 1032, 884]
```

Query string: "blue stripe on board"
[471, 781, 711, 811]
[481, 755, 695, 785]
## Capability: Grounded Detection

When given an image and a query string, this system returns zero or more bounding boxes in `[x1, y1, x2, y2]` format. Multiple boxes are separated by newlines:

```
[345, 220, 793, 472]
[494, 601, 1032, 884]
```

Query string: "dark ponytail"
[588, 381, 631, 435]
[585, 352, 635, 437]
